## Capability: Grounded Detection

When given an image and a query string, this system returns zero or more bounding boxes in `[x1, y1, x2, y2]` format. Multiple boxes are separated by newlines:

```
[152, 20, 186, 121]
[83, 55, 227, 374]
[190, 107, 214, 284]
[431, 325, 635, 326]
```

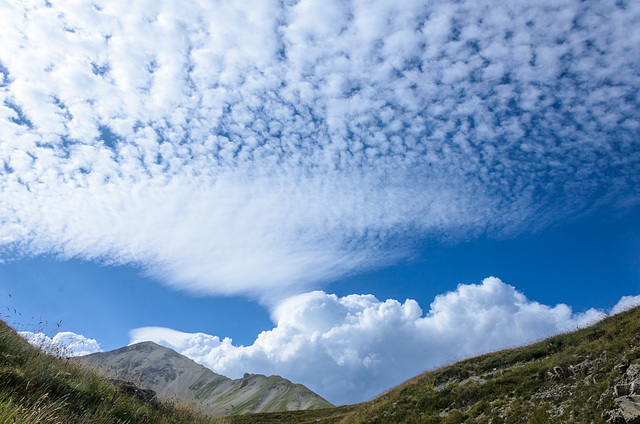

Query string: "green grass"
[337, 306, 640, 423]
[223, 405, 358, 424]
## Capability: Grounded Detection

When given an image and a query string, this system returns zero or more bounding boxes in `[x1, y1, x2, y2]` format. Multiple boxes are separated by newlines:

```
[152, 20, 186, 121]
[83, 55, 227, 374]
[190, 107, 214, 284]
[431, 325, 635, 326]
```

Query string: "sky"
[1, 0, 640, 406]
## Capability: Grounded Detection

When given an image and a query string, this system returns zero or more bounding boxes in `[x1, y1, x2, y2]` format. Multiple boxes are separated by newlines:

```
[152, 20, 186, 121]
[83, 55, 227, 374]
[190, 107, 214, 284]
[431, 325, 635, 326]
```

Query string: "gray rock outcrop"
[609, 364, 640, 423]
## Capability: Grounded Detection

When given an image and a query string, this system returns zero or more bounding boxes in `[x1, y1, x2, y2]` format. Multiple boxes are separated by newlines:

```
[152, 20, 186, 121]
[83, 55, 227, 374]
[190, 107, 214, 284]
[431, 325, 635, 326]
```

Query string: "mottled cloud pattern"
[130, 277, 614, 404]
[1, 0, 639, 295]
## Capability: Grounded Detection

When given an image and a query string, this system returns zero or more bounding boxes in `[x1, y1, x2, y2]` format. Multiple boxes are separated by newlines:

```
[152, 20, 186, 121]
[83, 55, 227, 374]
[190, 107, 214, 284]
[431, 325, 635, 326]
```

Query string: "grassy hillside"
[0, 320, 224, 424]
[337, 305, 640, 423]
[220, 305, 640, 424]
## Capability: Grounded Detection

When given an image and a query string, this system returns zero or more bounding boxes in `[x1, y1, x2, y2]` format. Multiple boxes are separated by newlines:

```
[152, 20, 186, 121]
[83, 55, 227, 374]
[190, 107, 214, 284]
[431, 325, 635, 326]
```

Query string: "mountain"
[0, 319, 218, 424]
[78, 341, 333, 416]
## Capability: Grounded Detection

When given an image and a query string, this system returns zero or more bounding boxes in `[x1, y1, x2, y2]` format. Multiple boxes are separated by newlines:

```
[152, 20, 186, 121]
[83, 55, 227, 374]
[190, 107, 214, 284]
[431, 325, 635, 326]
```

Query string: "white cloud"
[0, 0, 639, 297]
[130, 277, 610, 404]
[19, 330, 102, 357]
[611, 295, 640, 316]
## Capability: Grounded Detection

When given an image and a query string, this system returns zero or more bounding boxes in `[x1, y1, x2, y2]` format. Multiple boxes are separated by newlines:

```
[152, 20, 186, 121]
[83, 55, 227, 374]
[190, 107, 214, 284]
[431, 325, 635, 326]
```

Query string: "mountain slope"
[337, 304, 640, 423]
[210, 305, 640, 424]
[78, 341, 333, 415]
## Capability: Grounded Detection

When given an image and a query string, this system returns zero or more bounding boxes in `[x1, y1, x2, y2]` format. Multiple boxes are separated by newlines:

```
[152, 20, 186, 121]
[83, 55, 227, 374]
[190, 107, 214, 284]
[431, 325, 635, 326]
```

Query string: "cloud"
[130, 277, 608, 404]
[611, 295, 640, 315]
[19, 330, 102, 357]
[1, 0, 639, 297]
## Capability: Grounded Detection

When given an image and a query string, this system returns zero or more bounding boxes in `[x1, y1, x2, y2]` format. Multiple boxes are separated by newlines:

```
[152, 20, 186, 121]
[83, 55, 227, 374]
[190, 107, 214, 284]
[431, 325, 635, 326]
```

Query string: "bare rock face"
[78, 342, 333, 416]
[610, 364, 640, 424]
[615, 396, 640, 424]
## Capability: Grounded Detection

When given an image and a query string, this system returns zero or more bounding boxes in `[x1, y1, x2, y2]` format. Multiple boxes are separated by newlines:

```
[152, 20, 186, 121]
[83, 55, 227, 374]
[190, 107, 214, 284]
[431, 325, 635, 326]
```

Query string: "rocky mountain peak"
[78, 342, 332, 416]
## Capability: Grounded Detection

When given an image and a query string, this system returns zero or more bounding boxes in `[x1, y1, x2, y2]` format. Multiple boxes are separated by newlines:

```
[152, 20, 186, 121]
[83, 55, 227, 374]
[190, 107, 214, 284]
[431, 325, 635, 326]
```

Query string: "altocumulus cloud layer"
[1, 0, 640, 296]
[128, 278, 638, 404]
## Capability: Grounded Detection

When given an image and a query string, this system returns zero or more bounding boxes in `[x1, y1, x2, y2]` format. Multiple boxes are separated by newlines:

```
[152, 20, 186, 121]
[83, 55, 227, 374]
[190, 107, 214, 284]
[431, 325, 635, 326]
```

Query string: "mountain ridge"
[77, 340, 333, 416]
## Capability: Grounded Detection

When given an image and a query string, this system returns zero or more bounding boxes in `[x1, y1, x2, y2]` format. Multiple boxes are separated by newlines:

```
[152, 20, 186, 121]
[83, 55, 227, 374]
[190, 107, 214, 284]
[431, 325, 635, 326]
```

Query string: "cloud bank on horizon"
[125, 277, 636, 404]
[19, 330, 102, 357]
[1, 0, 640, 297]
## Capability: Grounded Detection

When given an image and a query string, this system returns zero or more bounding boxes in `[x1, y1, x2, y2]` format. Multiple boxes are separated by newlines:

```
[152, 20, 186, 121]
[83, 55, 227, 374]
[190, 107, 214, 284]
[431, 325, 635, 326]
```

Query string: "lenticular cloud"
[1, 0, 639, 296]
[130, 277, 607, 404]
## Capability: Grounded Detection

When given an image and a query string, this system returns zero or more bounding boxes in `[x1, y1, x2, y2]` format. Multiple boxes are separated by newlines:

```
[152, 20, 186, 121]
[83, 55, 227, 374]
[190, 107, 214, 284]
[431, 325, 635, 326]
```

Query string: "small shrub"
[443, 409, 467, 423]
[526, 404, 550, 424]
[469, 400, 489, 417]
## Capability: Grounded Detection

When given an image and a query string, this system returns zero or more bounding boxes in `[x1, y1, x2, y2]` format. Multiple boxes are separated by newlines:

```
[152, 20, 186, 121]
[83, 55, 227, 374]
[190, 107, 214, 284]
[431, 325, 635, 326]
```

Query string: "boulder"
[615, 396, 640, 424]
[611, 364, 640, 423]
[108, 379, 159, 407]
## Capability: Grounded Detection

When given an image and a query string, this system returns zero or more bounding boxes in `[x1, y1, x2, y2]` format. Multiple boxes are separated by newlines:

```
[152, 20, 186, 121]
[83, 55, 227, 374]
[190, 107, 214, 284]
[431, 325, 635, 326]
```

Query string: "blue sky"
[1, 0, 640, 405]
[3, 205, 639, 350]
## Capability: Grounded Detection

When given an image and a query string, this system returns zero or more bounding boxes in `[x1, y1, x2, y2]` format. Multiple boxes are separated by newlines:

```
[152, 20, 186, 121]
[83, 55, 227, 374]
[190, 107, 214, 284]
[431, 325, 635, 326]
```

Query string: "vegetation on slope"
[0, 320, 224, 424]
[224, 405, 358, 424]
[338, 305, 640, 423]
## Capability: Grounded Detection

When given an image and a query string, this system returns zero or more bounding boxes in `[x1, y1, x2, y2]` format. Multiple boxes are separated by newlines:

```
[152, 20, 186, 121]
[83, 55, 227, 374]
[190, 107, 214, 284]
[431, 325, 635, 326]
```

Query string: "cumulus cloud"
[130, 277, 609, 404]
[1, 0, 639, 296]
[19, 330, 102, 357]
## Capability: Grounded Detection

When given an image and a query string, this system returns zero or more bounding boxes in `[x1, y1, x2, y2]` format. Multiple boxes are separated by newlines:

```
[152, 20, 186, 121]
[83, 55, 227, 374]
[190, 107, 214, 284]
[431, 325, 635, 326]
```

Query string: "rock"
[606, 363, 640, 422]
[605, 409, 626, 424]
[569, 356, 603, 376]
[108, 379, 159, 407]
[548, 366, 569, 380]
[616, 384, 634, 397]
[615, 396, 640, 424]
[433, 383, 448, 392]
[614, 364, 640, 398]
[627, 365, 640, 382]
